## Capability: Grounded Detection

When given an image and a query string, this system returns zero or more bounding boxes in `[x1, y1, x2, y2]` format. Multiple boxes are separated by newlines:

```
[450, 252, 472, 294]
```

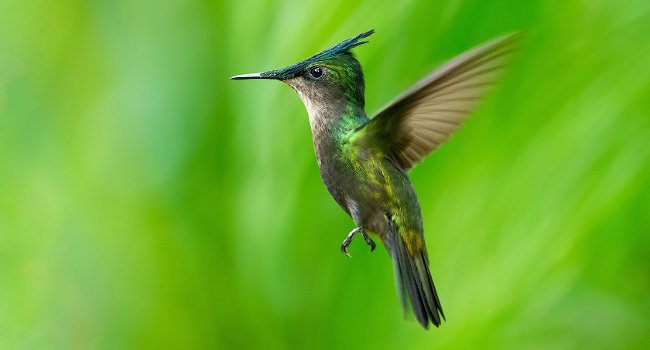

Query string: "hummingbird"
[231, 29, 520, 329]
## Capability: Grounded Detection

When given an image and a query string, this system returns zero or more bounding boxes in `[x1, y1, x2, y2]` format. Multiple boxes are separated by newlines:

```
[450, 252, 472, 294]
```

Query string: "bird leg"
[341, 227, 376, 257]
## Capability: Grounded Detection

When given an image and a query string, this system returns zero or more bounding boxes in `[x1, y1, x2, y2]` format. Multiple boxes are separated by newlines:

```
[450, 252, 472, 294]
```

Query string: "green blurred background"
[1, 0, 649, 348]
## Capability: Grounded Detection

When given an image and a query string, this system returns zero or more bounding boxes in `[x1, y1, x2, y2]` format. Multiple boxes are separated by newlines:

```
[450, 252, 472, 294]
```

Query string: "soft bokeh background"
[1, 0, 649, 348]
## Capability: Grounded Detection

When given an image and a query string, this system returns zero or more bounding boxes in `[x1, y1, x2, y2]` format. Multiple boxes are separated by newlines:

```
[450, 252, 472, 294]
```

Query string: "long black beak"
[230, 72, 279, 80]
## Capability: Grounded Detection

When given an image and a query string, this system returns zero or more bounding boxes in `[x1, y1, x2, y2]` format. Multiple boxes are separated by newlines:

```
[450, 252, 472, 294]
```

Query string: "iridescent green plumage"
[232, 30, 521, 329]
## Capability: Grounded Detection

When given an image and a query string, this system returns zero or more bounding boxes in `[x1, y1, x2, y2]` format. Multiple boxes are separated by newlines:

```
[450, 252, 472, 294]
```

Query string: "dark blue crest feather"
[260, 29, 375, 79]
[312, 29, 375, 60]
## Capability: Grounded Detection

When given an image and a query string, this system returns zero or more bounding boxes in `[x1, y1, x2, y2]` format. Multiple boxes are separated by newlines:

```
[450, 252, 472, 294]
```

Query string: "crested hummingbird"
[231, 30, 520, 329]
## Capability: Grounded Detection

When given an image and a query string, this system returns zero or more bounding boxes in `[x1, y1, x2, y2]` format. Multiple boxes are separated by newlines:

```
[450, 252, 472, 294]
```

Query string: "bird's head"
[231, 30, 374, 111]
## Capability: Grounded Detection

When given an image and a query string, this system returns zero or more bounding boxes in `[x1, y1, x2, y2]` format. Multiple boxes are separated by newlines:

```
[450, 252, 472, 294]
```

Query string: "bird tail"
[382, 219, 445, 329]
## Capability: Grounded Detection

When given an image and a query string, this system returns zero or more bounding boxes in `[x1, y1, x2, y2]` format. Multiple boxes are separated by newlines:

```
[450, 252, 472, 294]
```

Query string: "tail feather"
[384, 221, 444, 329]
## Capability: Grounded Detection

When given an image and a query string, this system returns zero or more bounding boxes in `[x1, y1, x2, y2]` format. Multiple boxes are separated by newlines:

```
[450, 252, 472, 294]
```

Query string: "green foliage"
[1, 0, 649, 348]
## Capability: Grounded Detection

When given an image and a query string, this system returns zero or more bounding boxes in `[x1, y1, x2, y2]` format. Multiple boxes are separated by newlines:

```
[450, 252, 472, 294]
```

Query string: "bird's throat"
[305, 101, 368, 166]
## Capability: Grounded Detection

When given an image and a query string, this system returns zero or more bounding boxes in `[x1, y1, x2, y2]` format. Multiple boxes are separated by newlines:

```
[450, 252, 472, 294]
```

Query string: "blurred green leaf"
[1, 0, 649, 348]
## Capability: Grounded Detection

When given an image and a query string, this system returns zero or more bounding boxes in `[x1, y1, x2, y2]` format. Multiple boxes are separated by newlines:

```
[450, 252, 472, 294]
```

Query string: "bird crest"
[311, 29, 375, 61]
[259, 30, 375, 79]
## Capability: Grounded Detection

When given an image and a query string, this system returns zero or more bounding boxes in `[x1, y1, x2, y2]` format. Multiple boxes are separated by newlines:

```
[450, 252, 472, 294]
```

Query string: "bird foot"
[341, 227, 376, 257]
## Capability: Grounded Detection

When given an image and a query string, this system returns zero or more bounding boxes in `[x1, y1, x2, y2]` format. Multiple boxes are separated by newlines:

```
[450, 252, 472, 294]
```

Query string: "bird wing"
[356, 33, 522, 171]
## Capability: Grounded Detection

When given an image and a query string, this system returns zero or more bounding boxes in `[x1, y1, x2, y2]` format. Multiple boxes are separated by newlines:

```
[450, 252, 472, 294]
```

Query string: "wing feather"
[358, 33, 522, 171]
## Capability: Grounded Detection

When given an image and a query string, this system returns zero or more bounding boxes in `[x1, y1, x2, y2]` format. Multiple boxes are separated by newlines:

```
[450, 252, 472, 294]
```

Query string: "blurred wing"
[360, 33, 522, 171]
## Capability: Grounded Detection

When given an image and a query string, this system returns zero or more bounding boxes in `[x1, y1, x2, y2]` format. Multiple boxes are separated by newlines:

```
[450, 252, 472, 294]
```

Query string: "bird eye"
[309, 67, 324, 79]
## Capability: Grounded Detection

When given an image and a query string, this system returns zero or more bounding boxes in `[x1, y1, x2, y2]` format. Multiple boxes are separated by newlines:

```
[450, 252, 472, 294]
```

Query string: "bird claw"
[340, 227, 375, 257]
[341, 234, 354, 257]
[361, 230, 376, 252]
